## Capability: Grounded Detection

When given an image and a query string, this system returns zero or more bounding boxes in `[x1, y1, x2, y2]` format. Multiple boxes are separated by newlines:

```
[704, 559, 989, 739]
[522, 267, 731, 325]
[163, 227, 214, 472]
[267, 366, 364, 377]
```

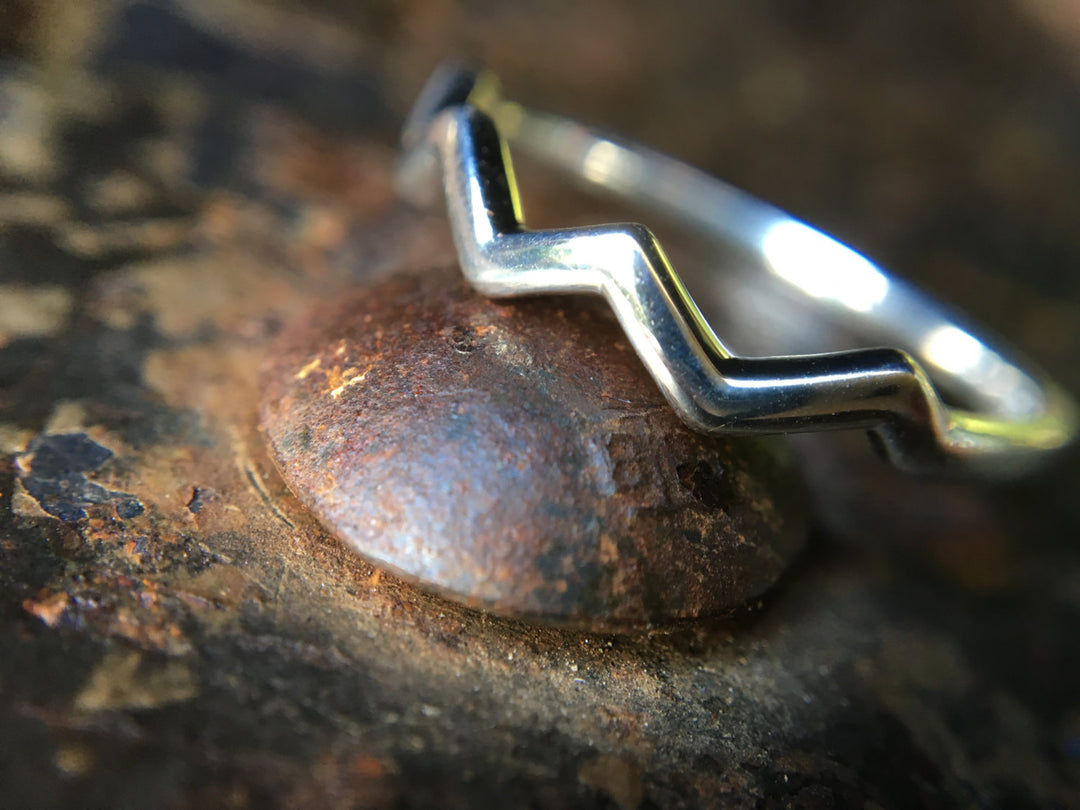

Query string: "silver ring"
[397, 61, 1077, 477]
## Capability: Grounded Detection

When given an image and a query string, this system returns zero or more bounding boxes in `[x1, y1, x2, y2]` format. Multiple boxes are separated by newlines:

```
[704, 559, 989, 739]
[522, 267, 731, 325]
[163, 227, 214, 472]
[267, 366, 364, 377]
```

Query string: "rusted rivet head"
[260, 266, 808, 628]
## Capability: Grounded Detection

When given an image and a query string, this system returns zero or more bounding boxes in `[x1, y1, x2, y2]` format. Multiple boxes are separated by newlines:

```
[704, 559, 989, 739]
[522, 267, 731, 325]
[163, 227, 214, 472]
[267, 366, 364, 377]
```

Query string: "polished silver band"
[397, 61, 1076, 477]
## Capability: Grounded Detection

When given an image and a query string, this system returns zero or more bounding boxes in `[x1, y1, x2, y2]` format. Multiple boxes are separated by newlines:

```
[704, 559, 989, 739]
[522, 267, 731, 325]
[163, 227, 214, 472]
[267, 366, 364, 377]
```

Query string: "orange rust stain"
[120, 539, 143, 565]
[295, 356, 322, 380]
[353, 755, 386, 779]
[23, 590, 70, 627]
[329, 364, 373, 399]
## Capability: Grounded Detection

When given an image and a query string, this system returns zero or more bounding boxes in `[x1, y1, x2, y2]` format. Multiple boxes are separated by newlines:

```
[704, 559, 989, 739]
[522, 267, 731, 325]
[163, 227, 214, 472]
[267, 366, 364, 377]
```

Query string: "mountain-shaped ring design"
[396, 62, 1076, 477]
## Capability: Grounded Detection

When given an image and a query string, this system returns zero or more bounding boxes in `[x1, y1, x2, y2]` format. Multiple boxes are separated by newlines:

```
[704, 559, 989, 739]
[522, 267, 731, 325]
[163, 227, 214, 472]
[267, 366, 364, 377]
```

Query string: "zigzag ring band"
[397, 62, 1077, 477]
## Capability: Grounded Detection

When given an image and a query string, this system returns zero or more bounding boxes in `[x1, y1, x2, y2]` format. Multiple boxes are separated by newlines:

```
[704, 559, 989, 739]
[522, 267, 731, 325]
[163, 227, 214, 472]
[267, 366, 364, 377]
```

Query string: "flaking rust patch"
[89, 255, 300, 341]
[74, 650, 199, 712]
[11, 477, 52, 519]
[23, 590, 71, 628]
[172, 564, 263, 608]
[329, 364, 373, 399]
[0, 423, 34, 454]
[44, 400, 89, 434]
[295, 356, 322, 380]
[0, 284, 73, 346]
[16, 431, 144, 522]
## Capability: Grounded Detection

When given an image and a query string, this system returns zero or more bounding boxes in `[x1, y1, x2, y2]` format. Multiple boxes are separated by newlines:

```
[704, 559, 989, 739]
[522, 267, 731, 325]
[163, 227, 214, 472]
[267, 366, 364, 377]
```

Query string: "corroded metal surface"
[261, 267, 807, 625]
[1, 1, 1079, 809]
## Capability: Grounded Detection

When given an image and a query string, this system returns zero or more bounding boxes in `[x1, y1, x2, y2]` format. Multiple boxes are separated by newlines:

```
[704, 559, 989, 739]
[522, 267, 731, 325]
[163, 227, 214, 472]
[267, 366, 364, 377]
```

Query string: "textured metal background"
[1, 1, 1079, 807]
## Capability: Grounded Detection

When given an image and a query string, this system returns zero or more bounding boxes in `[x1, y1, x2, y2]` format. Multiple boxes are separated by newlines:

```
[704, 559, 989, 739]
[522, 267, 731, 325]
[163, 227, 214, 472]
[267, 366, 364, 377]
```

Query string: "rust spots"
[22, 589, 70, 627]
[295, 356, 322, 380]
[74, 650, 199, 712]
[172, 564, 263, 609]
[260, 266, 809, 627]
[185, 485, 217, 514]
[328, 364, 373, 399]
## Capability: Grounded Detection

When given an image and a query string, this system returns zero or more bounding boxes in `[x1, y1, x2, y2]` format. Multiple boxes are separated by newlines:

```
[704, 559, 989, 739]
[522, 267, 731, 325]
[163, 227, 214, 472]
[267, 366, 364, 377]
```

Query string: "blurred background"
[1, 1, 1079, 808]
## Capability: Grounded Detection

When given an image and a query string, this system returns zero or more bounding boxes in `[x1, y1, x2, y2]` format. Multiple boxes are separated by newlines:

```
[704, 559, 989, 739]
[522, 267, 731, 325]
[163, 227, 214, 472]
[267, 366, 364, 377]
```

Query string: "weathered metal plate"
[260, 266, 808, 626]
[3, 1, 1080, 807]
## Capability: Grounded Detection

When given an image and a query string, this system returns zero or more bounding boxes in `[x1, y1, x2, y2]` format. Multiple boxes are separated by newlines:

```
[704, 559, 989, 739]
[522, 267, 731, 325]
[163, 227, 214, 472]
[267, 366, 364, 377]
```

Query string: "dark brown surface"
[261, 267, 807, 626]
[1, 1, 1079, 808]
